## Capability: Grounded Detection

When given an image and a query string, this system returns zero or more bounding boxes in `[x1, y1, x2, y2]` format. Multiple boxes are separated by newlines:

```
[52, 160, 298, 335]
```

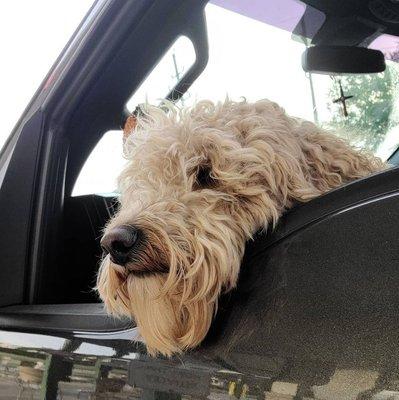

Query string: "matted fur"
[96, 99, 385, 356]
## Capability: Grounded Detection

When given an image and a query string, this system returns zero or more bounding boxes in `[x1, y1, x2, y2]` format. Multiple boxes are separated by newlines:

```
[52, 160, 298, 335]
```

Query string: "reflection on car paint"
[74, 327, 141, 342]
[0, 331, 67, 351]
[1, 331, 399, 400]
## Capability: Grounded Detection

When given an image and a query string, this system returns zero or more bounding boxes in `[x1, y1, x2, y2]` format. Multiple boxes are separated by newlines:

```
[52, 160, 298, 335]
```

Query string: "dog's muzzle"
[101, 225, 140, 266]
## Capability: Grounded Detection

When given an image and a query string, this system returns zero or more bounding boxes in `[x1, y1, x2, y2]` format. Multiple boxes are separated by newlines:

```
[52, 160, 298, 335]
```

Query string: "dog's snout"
[101, 226, 139, 266]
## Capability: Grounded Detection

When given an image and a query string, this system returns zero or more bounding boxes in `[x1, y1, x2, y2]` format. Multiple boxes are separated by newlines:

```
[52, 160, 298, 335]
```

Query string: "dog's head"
[96, 99, 318, 356]
[97, 97, 385, 356]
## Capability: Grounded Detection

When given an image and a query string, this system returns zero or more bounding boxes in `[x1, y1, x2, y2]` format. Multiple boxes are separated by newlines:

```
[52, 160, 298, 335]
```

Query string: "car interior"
[1, 0, 399, 349]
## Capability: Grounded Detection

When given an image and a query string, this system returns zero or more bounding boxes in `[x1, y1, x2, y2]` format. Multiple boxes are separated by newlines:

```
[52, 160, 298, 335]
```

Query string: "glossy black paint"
[0, 111, 45, 305]
[1, 167, 399, 398]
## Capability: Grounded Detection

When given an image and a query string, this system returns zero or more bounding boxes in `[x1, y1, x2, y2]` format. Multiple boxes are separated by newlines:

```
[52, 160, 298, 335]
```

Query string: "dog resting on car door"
[97, 99, 384, 356]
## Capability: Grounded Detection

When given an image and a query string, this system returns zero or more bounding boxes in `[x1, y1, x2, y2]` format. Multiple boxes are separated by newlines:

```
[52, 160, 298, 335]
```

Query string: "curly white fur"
[96, 99, 385, 356]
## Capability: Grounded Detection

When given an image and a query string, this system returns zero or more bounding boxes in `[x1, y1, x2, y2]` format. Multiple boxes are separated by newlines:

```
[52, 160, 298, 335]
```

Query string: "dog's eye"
[194, 165, 215, 189]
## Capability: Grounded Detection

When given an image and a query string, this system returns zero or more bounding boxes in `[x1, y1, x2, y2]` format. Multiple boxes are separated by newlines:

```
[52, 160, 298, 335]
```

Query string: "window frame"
[35, 0, 209, 307]
[0, 0, 209, 321]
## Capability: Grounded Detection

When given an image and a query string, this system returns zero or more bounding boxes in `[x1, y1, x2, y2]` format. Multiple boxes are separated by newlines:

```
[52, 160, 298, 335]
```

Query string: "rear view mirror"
[302, 46, 386, 74]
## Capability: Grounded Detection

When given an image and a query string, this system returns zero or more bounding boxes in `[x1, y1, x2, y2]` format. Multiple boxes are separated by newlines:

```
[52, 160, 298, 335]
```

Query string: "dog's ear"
[123, 115, 137, 143]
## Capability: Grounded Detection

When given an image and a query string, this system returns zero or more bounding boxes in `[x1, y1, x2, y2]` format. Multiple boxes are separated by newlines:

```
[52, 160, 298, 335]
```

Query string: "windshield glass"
[180, 1, 399, 160]
[124, 1, 399, 160]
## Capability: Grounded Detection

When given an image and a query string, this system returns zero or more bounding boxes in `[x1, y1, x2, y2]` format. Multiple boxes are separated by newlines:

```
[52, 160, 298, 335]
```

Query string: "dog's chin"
[97, 257, 215, 357]
[126, 273, 215, 356]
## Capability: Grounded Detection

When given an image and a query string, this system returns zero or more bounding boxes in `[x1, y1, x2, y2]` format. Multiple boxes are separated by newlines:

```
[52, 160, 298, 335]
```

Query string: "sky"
[0, 0, 93, 149]
[1, 2, 398, 197]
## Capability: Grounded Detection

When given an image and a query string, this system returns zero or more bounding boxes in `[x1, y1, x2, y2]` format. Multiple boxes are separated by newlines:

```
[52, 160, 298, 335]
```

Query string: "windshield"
[129, 1, 399, 160]
[184, 2, 399, 160]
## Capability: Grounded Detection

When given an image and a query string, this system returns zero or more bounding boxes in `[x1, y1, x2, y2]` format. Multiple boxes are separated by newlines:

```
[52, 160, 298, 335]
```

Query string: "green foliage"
[326, 63, 399, 152]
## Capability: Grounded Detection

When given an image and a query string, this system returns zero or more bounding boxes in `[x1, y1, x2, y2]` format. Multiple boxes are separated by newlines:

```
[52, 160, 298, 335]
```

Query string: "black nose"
[101, 226, 139, 266]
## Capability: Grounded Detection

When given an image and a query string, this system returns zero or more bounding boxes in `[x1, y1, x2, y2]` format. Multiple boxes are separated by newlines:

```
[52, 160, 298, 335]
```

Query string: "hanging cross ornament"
[333, 80, 353, 117]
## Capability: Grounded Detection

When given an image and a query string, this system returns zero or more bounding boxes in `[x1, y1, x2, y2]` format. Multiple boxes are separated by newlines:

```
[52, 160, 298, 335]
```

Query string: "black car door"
[1, 0, 399, 399]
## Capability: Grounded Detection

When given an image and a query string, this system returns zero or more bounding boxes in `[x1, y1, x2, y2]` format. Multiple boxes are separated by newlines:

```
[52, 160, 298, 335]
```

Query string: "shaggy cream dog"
[97, 99, 384, 356]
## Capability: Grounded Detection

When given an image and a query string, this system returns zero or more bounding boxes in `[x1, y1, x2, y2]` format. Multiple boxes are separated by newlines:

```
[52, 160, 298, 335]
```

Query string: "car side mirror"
[302, 46, 386, 74]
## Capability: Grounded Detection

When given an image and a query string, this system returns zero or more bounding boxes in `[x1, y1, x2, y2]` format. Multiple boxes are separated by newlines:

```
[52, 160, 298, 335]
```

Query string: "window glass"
[73, 37, 196, 197]
[183, 2, 399, 159]
[126, 36, 196, 112]
[74, 1, 399, 196]
[72, 131, 125, 197]
[0, 0, 93, 151]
